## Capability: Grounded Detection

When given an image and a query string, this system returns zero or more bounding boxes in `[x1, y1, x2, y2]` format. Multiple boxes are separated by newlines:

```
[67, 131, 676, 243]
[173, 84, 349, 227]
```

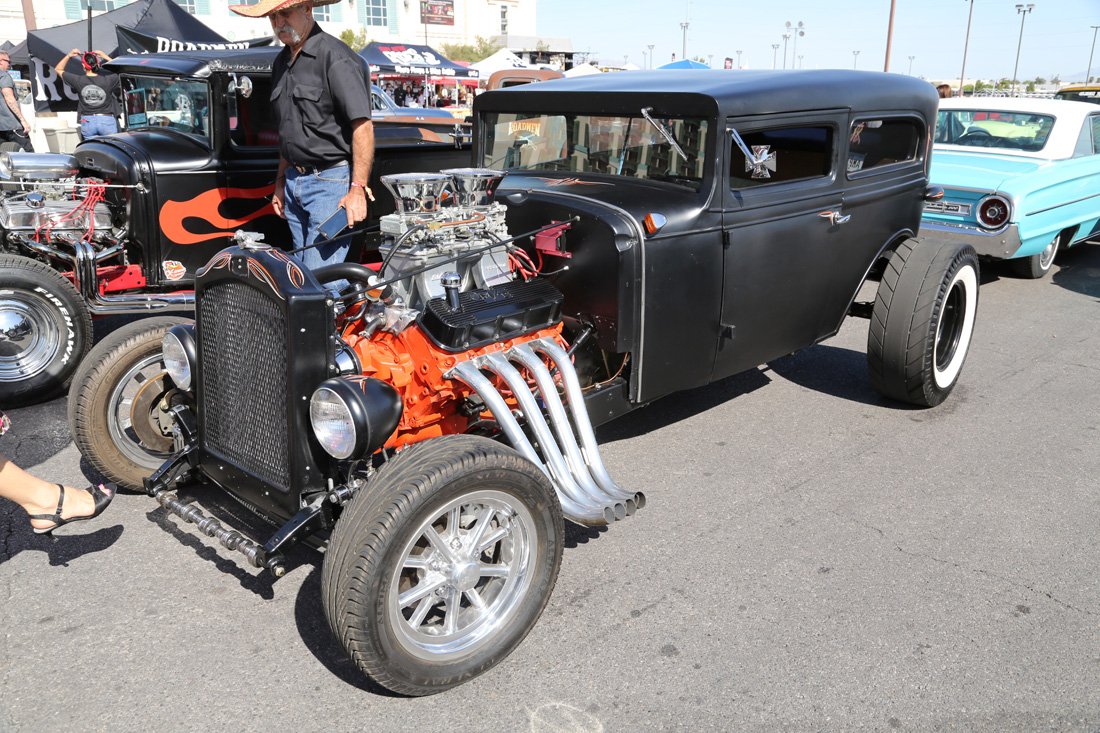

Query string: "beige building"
[3, 0, 537, 48]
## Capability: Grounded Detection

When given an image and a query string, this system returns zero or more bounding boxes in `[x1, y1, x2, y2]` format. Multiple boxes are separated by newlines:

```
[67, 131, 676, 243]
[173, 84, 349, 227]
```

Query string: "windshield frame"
[479, 109, 714, 192]
[120, 73, 213, 143]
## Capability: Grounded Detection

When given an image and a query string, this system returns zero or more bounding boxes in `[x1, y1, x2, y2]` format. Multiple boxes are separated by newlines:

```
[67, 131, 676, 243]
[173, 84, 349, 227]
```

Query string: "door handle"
[818, 210, 851, 226]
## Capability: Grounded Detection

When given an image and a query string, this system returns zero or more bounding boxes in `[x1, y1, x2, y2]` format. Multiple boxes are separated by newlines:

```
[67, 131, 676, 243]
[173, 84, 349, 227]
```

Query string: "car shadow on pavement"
[1052, 243, 1100, 299]
[293, 565, 405, 696]
[596, 367, 772, 444]
[766, 344, 906, 408]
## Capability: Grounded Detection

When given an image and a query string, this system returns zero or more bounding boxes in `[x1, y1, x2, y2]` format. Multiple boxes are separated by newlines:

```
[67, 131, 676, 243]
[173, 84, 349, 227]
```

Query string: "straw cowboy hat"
[229, 0, 339, 18]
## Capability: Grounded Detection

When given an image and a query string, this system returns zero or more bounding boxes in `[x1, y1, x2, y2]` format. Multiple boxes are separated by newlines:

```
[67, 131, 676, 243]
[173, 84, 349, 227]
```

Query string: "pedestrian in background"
[0, 51, 33, 151]
[55, 48, 121, 139]
[230, 0, 375, 285]
[937, 83, 953, 99]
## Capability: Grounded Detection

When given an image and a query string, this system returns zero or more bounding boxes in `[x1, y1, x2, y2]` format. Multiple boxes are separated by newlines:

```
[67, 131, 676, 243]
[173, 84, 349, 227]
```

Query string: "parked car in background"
[923, 97, 1100, 278]
[370, 83, 458, 121]
[1054, 83, 1100, 104]
[0, 48, 471, 407]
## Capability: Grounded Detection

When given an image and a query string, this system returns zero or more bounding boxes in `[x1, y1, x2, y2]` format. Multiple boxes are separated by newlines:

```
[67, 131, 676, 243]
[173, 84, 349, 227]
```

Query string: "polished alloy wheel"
[387, 489, 536, 661]
[0, 292, 60, 382]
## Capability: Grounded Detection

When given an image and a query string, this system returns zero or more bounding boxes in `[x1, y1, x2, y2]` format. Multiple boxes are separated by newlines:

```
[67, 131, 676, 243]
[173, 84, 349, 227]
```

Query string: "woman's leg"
[0, 453, 99, 532]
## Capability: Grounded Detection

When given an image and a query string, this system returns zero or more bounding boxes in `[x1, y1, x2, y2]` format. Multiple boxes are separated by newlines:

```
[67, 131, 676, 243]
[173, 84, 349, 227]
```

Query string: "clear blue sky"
[537, 0, 1100, 83]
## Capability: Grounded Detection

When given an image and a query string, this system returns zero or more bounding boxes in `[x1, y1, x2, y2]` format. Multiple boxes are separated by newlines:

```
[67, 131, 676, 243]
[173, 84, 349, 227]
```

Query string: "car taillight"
[976, 195, 1011, 230]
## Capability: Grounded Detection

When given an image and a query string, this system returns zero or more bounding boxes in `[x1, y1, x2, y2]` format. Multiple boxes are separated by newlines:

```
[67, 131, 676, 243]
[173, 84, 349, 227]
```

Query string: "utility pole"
[959, 0, 976, 98]
[1087, 26, 1099, 83]
[1012, 4, 1035, 96]
[908, 55, 915, 75]
[647, 44, 655, 70]
[782, 31, 790, 69]
[852, 50, 860, 69]
[736, 50, 742, 69]
[883, 0, 896, 71]
[680, 22, 689, 60]
[771, 44, 779, 70]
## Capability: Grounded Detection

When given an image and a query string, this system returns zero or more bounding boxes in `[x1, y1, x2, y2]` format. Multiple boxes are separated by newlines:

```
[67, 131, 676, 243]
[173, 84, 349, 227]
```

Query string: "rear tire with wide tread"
[0, 253, 92, 407]
[867, 239, 979, 407]
[322, 435, 564, 696]
[68, 315, 193, 490]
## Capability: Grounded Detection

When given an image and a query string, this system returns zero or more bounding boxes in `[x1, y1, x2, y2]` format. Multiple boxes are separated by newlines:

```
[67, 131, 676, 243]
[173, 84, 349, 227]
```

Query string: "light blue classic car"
[922, 97, 1100, 278]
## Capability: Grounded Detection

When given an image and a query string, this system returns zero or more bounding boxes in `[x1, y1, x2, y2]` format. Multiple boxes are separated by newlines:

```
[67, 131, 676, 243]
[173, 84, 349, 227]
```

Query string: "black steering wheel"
[957, 128, 993, 145]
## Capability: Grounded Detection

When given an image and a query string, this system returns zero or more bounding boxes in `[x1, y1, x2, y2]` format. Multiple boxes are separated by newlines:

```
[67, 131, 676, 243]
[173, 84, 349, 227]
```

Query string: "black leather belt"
[291, 161, 348, 175]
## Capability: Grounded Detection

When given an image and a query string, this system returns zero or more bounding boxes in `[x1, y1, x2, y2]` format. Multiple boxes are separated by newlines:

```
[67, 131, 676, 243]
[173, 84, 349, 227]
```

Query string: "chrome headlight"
[161, 323, 197, 391]
[309, 377, 404, 460]
[310, 386, 358, 459]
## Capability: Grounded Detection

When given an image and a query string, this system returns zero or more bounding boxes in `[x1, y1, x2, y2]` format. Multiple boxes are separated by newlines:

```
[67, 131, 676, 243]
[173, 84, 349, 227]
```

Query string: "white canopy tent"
[470, 48, 530, 76]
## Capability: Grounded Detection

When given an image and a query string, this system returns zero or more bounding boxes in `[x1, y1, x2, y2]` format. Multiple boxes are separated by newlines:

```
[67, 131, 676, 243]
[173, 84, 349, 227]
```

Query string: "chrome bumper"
[918, 221, 1023, 259]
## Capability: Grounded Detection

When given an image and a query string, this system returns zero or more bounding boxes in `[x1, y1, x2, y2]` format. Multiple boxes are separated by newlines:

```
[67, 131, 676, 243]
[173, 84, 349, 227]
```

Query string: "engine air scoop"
[440, 167, 505, 208]
[380, 173, 452, 215]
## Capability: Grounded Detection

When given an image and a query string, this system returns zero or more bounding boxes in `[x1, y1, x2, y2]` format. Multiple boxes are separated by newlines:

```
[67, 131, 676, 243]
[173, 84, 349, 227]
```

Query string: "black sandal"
[29, 483, 115, 536]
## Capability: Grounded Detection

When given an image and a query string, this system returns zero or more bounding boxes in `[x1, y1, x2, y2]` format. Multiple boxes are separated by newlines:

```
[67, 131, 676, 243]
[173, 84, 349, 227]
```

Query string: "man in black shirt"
[230, 0, 374, 282]
[55, 49, 121, 139]
[0, 51, 33, 151]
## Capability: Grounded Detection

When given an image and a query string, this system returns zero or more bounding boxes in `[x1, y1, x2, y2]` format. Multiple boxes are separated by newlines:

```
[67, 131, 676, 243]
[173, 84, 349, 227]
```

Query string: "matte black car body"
[475, 70, 939, 409]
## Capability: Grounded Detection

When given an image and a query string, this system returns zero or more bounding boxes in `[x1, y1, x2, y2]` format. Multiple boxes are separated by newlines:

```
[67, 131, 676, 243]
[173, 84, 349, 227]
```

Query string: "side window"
[1093, 116, 1100, 155]
[1077, 115, 1100, 156]
[371, 92, 388, 112]
[229, 77, 279, 148]
[729, 125, 833, 188]
[847, 118, 922, 175]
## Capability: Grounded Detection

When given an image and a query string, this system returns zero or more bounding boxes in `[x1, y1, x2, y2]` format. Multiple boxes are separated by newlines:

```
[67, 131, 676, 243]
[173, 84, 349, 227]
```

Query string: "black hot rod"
[0, 47, 470, 407]
[73, 70, 978, 695]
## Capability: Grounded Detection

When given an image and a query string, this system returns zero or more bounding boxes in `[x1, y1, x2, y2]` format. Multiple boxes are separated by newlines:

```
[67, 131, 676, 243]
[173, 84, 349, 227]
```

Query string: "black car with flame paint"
[0, 46, 470, 407]
[73, 70, 979, 696]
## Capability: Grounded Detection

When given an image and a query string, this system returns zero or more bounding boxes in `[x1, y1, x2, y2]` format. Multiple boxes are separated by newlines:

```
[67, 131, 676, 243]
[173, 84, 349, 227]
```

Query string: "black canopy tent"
[358, 42, 479, 86]
[15, 0, 239, 112]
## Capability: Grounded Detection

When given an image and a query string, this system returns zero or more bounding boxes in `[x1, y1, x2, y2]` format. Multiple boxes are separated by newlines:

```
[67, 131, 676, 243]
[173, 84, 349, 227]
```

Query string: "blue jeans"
[79, 115, 118, 139]
[284, 163, 351, 290]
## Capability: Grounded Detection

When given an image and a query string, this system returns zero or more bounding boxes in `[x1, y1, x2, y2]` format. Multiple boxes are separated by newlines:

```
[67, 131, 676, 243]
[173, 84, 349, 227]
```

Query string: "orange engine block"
[342, 322, 564, 450]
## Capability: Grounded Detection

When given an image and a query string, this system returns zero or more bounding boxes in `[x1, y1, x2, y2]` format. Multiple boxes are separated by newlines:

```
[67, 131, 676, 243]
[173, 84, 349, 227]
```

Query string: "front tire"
[322, 435, 564, 696]
[868, 240, 979, 407]
[0, 254, 93, 407]
[68, 316, 193, 490]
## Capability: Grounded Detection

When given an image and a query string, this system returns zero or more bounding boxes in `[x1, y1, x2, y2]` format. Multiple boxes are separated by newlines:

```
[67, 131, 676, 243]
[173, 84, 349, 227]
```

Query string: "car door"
[714, 110, 847, 380]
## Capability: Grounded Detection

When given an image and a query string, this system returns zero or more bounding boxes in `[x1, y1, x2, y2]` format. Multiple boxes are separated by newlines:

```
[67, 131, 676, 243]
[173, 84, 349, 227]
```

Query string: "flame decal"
[160, 185, 276, 245]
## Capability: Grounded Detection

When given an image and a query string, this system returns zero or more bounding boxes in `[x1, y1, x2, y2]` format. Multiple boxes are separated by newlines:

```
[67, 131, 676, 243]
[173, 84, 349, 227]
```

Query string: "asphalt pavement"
[2, 245, 1098, 732]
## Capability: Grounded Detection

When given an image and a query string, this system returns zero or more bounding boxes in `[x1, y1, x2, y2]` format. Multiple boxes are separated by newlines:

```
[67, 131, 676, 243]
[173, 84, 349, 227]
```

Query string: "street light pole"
[852, 50, 860, 69]
[788, 21, 805, 71]
[782, 32, 790, 69]
[1012, 4, 1034, 96]
[771, 43, 779, 70]
[647, 44, 655, 70]
[959, 0, 976, 98]
[680, 22, 689, 60]
[736, 49, 742, 69]
[1087, 26, 1100, 83]
[908, 55, 915, 75]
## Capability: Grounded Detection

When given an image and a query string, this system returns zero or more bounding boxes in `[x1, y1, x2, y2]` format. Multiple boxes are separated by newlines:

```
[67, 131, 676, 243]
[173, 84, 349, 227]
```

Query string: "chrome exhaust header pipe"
[508, 344, 637, 515]
[449, 360, 614, 526]
[531, 338, 646, 511]
[481, 353, 626, 522]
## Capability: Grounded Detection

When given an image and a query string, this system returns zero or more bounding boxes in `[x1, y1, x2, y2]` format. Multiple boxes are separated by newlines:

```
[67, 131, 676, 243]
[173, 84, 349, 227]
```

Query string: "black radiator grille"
[199, 281, 291, 491]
